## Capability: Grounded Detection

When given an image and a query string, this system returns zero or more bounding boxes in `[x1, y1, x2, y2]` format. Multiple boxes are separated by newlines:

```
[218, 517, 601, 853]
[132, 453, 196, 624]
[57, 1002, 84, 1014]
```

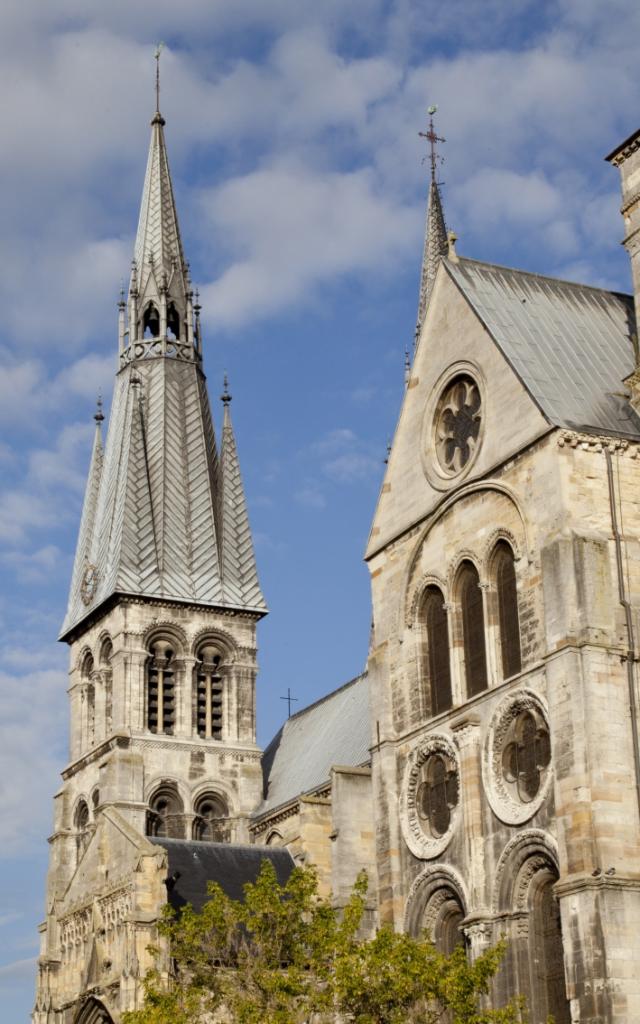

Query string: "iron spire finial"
[94, 393, 104, 424]
[419, 104, 445, 184]
[221, 373, 232, 405]
[155, 42, 164, 113]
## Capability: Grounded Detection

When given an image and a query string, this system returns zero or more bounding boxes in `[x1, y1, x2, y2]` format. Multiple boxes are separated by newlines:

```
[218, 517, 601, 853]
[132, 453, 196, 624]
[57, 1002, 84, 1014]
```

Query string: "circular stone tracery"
[434, 375, 481, 474]
[401, 736, 460, 859]
[483, 690, 552, 826]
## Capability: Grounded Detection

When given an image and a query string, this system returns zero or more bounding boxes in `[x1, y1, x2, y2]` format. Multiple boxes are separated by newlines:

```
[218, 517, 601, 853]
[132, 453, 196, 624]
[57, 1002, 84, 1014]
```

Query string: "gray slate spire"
[220, 379, 265, 610]
[65, 402, 104, 616]
[416, 108, 448, 335]
[61, 109, 265, 639]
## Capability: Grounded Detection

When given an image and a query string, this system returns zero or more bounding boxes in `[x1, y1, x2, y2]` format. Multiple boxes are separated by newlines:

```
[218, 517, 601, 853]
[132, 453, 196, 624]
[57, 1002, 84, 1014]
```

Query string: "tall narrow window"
[196, 644, 224, 740]
[529, 870, 571, 1023]
[494, 541, 521, 679]
[147, 640, 176, 735]
[421, 586, 452, 716]
[147, 784, 184, 839]
[193, 793, 228, 842]
[459, 562, 487, 697]
[75, 799, 90, 858]
[142, 302, 160, 338]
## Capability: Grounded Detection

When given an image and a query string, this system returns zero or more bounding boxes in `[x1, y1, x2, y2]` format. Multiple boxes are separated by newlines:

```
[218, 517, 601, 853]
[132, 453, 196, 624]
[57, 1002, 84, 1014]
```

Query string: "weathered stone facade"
[34, 100, 640, 1024]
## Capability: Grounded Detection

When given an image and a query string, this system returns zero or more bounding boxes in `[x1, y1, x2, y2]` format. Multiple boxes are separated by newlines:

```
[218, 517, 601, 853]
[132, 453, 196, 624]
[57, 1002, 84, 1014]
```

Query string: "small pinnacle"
[384, 439, 392, 465]
[118, 280, 126, 308]
[221, 373, 232, 405]
[194, 287, 201, 311]
[94, 394, 104, 423]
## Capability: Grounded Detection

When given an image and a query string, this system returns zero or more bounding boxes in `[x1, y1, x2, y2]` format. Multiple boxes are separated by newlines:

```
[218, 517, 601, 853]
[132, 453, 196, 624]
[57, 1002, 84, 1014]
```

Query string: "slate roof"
[257, 673, 370, 817]
[61, 113, 266, 638]
[151, 839, 295, 912]
[445, 257, 640, 438]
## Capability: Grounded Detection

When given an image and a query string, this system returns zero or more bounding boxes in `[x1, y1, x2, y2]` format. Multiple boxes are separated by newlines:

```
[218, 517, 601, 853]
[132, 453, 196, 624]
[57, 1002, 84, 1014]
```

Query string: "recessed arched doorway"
[74, 997, 113, 1024]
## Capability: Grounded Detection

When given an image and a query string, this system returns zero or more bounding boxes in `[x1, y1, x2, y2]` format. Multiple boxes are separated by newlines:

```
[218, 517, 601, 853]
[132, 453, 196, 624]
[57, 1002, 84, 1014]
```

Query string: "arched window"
[147, 639, 176, 735]
[147, 784, 184, 839]
[195, 643, 224, 740]
[75, 799, 90, 858]
[493, 541, 521, 679]
[433, 895, 465, 956]
[458, 562, 487, 697]
[420, 586, 452, 716]
[142, 302, 160, 338]
[81, 653, 95, 746]
[167, 302, 181, 340]
[193, 792, 228, 842]
[266, 830, 283, 847]
[81, 652, 94, 678]
[528, 869, 570, 1023]
[99, 638, 113, 666]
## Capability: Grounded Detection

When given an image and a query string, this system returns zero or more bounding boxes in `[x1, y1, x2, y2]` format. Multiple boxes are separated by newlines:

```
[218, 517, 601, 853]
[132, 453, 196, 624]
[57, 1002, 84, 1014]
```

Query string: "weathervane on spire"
[419, 104, 445, 184]
[221, 373, 232, 405]
[154, 42, 165, 114]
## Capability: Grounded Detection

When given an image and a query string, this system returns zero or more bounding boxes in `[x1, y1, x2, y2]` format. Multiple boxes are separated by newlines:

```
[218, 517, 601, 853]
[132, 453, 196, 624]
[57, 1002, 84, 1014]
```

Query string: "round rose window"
[502, 709, 551, 804]
[416, 754, 459, 839]
[434, 375, 481, 474]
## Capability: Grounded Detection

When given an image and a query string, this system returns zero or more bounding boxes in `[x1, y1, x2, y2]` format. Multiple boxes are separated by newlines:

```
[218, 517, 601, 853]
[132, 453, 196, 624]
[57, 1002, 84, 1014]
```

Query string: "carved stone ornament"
[400, 734, 460, 859]
[482, 690, 552, 826]
[80, 564, 99, 606]
[434, 375, 482, 474]
[420, 363, 485, 491]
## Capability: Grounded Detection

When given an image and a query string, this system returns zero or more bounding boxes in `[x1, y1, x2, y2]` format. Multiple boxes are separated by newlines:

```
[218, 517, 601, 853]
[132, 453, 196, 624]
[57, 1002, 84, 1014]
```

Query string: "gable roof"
[151, 839, 295, 911]
[257, 673, 370, 817]
[445, 257, 640, 438]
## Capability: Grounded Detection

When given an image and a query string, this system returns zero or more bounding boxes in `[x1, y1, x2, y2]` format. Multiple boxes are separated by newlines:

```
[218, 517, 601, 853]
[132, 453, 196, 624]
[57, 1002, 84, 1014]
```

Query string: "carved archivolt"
[492, 828, 559, 913]
[482, 689, 552, 826]
[190, 625, 238, 660]
[404, 863, 468, 937]
[142, 620, 188, 652]
[481, 527, 523, 571]
[400, 734, 460, 860]
[406, 572, 448, 628]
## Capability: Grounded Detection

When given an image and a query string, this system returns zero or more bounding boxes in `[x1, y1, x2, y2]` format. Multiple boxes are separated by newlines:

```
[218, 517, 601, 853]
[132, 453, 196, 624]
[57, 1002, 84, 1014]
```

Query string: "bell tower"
[34, 80, 266, 1024]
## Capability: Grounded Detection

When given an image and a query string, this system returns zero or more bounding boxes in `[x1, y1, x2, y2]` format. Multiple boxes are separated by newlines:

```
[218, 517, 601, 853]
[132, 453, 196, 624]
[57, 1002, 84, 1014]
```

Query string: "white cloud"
[294, 485, 326, 509]
[200, 161, 416, 328]
[0, 664, 67, 857]
[0, 956, 36, 982]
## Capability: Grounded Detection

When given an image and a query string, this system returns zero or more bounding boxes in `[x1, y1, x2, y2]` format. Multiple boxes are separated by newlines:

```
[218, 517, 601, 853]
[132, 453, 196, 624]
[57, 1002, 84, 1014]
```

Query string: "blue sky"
[1, 1, 639, 1019]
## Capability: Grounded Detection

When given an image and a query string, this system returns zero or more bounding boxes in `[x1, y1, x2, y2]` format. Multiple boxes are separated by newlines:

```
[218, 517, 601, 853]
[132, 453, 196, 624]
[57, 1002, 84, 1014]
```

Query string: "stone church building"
[33, 91, 640, 1024]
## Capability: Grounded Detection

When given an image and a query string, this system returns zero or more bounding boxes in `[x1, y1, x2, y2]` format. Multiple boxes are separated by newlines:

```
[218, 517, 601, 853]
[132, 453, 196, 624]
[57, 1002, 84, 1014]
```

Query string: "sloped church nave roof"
[445, 256, 640, 439]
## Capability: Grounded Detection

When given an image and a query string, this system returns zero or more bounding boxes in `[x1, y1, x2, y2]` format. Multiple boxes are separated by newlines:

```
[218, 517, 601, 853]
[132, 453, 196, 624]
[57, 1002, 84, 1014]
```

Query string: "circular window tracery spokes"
[435, 375, 481, 474]
[502, 710, 551, 803]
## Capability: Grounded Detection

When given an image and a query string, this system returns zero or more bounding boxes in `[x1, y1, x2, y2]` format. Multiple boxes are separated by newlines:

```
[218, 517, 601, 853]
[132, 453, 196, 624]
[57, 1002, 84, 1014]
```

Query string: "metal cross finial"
[94, 393, 104, 424]
[154, 43, 165, 113]
[221, 373, 232, 405]
[419, 104, 445, 183]
[280, 687, 298, 718]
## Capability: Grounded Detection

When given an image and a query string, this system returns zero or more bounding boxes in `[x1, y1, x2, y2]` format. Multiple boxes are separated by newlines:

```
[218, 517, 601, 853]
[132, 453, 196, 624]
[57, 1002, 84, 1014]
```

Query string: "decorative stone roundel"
[482, 690, 552, 826]
[401, 735, 460, 859]
[80, 563, 99, 606]
[434, 375, 481, 475]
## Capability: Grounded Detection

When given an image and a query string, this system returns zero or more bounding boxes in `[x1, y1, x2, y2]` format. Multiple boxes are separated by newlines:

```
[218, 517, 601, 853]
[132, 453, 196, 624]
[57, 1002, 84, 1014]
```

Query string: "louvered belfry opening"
[494, 540, 522, 679]
[147, 639, 176, 735]
[196, 644, 224, 740]
[459, 561, 488, 696]
[422, 585, 452, 716]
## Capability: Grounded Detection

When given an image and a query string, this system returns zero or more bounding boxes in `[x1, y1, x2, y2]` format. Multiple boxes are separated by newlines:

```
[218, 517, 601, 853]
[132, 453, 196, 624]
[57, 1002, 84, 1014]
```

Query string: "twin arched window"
[421, 542, 521, 717]
[145, 637, 228, 739]
[146, 784, 229, 842]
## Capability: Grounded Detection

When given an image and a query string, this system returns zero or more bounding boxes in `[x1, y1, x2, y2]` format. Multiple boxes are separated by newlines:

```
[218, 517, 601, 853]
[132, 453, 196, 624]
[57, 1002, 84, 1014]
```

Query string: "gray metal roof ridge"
[451, 254, 632, 300]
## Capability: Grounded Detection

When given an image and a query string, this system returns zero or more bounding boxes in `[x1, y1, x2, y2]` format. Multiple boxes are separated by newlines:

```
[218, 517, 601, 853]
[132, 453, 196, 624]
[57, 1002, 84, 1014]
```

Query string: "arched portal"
[74, 997, 113, 1024]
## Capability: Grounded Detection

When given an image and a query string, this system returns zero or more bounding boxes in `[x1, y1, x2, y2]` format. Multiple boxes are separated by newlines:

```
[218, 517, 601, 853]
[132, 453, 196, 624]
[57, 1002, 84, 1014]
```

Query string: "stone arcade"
[34, 96, 640, 1023]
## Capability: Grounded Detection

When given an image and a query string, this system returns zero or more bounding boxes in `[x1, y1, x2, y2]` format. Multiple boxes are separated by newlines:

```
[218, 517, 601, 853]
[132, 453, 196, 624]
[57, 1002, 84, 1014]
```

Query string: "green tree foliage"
[123, 861, 523, 1024]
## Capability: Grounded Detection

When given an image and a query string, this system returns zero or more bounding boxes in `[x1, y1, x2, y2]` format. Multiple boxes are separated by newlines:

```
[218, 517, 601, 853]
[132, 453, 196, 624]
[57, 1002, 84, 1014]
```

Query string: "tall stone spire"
[219, 377, 264, 610]
[416, 107, 448, 337]
[66, 399, 104, 614]
[60, 93, 266, 639]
